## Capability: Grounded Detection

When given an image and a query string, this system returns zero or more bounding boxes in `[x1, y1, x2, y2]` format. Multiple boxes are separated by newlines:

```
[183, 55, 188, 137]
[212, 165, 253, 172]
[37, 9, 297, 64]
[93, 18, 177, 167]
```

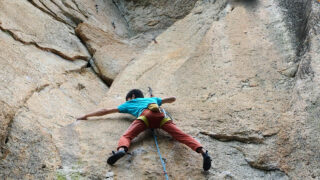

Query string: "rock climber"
[77, 89, 212, 171]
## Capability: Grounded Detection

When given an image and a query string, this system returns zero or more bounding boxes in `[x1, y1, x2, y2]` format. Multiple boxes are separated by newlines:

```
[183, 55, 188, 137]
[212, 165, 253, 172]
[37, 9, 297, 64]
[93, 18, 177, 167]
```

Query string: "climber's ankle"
[196, 147, 206, 154]
[117, 146, 128, 152]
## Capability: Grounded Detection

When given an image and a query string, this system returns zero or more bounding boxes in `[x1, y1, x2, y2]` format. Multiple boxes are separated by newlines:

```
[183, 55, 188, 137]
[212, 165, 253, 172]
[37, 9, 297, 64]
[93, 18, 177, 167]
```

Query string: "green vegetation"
[56, 173, 67, 180]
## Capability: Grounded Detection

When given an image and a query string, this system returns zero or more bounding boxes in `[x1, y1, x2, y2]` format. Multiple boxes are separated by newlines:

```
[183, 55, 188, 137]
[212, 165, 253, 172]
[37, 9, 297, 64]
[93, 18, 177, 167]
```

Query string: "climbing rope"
[151, 129, 169, 180]
[148, 87, 169, 180]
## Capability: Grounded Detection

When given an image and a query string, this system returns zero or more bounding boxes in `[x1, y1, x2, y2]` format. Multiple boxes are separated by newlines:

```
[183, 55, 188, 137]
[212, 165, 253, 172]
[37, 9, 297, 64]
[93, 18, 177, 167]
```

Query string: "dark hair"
[126, 89, 144, 101]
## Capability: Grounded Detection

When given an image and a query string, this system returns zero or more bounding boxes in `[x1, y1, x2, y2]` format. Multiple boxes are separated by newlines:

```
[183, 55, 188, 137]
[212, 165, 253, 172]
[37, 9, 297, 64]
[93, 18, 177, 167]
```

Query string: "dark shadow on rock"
[235, 0, 259, 9]
[278, 0, 312, 56]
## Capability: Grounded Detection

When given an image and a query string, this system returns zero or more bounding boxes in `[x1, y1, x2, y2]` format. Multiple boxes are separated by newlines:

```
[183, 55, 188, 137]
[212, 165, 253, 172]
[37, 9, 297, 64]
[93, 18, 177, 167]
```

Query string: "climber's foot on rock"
[107, 150, 126, 165]
[202, 150, 212, 171]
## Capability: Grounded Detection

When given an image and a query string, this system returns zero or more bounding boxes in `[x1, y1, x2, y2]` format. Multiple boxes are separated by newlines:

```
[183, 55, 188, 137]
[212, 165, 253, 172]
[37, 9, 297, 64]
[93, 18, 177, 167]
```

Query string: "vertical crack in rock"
[74, 21, 138, 87]
[16, 1, 111, 87]
[27, 0, 110, 87]
[87, 58, 111, 87]
[0, 3, 109, 177]
[73, 28, 111, 87]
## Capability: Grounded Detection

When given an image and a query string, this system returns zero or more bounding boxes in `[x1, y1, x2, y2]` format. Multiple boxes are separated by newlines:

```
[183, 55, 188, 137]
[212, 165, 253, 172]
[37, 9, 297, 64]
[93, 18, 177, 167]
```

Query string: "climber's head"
[125, 89, 144, 101]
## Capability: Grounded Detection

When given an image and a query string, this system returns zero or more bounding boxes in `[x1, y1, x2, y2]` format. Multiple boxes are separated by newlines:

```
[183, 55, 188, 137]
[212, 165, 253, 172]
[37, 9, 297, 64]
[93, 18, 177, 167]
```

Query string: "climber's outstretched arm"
[162, 97, 176, 104]
[77, 108, 119, 120]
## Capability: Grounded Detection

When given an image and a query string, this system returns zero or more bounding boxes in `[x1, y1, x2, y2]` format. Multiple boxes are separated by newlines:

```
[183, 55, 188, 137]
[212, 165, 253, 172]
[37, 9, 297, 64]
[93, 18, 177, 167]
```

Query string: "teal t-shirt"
[117, 97, 162, 117]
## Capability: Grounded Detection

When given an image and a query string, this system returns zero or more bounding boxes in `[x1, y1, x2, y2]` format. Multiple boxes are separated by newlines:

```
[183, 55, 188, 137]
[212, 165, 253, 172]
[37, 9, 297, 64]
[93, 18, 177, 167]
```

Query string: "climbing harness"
[161, 107, 173, 122]
[148, 87, 170, 180]
[137, 110, 171, 128]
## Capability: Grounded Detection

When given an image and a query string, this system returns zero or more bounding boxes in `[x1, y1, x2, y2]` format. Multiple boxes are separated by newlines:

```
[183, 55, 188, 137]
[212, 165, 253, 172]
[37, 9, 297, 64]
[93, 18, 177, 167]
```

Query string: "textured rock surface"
[275, 0, 320, 178]
[76, 23, 138, 85]
[0, 26, 108, 179]
[113, 0, 198, 35]
[102, 0, 292, 179]
[0, 102, 14, 159]
[0, 0, 319, 179]
[29, 0, 130, 37]
[0, 0, 90, 61]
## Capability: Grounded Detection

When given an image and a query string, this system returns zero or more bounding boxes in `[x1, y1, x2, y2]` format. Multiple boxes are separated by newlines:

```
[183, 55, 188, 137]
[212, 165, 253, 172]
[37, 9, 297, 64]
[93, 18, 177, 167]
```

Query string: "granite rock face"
[112, 0, 198, 35]
[29, 0, 130, 37]
[0, 25, 108, 179]
[0, 0, 90, 61]
[0, 0, 319, 179]
[276, 0, 320, 178]
[75, 23, 138, 85]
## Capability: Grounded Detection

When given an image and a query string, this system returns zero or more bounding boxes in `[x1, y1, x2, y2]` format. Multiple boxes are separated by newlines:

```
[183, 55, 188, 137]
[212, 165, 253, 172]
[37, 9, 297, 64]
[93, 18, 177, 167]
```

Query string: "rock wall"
[0, 0, 319, 179]
[112, 0, 198, 35]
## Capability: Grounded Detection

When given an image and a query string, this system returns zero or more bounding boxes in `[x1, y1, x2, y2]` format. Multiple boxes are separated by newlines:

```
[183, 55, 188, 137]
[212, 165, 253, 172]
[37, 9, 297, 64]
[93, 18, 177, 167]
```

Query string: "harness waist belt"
[137, 115, 171, 128]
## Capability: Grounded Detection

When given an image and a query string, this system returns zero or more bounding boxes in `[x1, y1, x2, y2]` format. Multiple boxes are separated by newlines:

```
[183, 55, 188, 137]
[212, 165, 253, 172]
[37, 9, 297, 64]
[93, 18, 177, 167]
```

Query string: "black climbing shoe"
[107, 150, 126, 165]
[202, 150, 212, 171]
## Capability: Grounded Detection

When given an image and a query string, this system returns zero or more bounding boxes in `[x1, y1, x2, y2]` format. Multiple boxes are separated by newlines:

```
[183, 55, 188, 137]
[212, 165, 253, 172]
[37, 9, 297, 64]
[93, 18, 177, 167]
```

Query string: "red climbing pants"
[117, 110, 202, 152]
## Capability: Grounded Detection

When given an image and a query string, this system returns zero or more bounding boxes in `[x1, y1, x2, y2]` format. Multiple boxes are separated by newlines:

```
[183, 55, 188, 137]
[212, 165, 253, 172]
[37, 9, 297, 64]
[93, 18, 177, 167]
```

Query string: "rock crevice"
[0, 25, 88, 61]
[200, 131, 264, 144]
[27, 0, 73, 28]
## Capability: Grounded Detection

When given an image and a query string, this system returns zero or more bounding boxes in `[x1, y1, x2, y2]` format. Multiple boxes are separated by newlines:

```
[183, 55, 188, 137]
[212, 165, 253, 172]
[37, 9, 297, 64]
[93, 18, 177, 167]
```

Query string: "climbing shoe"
[202, 150, 212, 171]
[107, 150, 126, 165]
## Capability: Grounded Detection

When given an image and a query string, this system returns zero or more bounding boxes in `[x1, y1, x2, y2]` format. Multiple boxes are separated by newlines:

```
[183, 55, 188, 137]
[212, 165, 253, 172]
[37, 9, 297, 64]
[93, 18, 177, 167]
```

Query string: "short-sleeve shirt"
[117, 97, 162, 117]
